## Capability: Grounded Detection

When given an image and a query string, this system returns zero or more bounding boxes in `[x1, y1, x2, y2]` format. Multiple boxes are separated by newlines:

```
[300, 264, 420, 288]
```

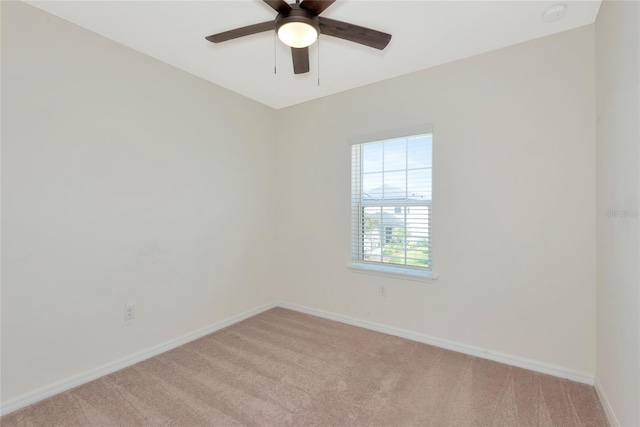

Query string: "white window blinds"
[351, 133, 432, 274]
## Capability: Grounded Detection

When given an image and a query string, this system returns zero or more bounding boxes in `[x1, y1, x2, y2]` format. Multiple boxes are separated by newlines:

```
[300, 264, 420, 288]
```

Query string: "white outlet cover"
[124, 303, 136, 321]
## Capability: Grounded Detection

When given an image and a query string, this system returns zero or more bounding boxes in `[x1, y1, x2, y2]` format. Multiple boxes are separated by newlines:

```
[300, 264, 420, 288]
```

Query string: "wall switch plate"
[124, 303, 135, 321]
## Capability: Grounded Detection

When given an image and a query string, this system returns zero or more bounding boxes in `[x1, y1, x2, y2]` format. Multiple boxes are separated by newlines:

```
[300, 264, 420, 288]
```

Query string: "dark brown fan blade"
[263, 0, 292, 13]
[299, 0, 336, 15]
[205, 21, 275, 43]
[319, 17, 391, 50]
[291, 47, 310, 74]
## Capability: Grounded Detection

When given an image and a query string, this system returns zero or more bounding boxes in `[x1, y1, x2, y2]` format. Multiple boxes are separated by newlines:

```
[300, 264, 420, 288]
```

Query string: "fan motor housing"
[275, 5, 320, 35]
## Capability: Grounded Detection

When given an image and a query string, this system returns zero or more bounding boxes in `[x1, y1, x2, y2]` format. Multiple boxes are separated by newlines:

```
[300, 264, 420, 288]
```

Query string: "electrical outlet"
[124, 303, 135, 321]
[379, 284, 386, 297]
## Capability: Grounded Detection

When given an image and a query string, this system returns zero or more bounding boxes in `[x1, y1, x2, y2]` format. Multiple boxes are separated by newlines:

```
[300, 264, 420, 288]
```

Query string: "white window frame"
[349, 126, 437, 282]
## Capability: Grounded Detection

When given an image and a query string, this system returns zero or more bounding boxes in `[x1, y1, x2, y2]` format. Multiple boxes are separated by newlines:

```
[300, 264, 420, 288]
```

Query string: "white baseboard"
[278, 302, 595, 385]
[0, 302, 277, 417]
[0, 300, 597, 417]
[594, 378, 620, 427]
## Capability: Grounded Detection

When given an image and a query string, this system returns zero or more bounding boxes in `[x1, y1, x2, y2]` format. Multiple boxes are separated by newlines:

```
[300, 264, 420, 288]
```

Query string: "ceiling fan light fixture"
[206, 0, 392, 75]
[275, 6, 320, 48]
[278, 22, 318, 48]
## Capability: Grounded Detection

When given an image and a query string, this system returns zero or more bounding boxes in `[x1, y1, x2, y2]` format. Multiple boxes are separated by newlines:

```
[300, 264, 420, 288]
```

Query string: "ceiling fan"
[205, 0, 392, 75]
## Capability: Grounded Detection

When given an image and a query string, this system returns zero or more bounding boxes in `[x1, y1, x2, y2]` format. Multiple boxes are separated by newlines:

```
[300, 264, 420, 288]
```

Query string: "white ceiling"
[26, 0, 601, 109]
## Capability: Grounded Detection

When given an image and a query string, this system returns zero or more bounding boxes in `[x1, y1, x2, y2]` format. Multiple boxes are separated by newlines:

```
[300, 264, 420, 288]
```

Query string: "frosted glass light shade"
[277, 22, 318, 48]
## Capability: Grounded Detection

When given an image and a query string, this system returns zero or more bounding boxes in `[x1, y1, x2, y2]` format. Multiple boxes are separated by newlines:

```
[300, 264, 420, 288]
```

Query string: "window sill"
[349, 263, 439, 282]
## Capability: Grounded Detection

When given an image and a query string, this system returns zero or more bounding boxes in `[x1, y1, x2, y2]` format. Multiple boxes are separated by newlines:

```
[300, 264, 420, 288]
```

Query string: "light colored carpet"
[1, 307, 608, 426]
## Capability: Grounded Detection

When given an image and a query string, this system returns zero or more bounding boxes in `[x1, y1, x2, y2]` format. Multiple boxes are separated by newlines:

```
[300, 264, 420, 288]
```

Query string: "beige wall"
[276, 25, 597, 377]
[595, 0, 640, 425]
[1, 1, 278, 402]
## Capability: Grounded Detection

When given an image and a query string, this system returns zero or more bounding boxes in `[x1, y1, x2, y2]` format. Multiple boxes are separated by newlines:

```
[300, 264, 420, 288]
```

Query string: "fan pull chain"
[317, 37, 320, 86]
[273, 31, 277, 75]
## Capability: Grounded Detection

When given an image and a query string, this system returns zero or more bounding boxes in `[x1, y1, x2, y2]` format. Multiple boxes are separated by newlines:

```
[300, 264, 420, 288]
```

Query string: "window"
[385, 227, 393, 244]
[351, 132, 433, 278]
